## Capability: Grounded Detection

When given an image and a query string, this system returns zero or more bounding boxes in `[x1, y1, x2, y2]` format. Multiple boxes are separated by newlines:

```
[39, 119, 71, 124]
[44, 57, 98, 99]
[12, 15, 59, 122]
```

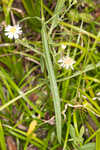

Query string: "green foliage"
[69, 125, 96, 150]
[70, 125, 84, 147]
[80, 143, 96, 150]
[22, 0, 41, 32]
[0, 0, 100, 149]
[1, 0, 14, 24]
[68, 9, 93, 23]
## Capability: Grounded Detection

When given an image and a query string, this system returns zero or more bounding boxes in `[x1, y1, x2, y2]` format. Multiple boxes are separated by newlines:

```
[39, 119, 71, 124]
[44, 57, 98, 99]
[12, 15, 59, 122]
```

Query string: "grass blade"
[49, 0, 65, 34]
[2, 0, 14, 24]
[0, 121, 7, 150]
[96, 130, 100, 150]
[41, 21, 61, 143]
[41, 1, 61, 142]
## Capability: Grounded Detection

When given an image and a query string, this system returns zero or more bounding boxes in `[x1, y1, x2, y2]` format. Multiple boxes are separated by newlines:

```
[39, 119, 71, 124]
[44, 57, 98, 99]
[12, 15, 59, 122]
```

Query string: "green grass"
[0, 0, 100, 149]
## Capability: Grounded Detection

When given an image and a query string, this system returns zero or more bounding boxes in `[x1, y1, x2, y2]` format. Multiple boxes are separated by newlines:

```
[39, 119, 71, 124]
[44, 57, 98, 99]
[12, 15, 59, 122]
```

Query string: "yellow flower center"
[10, 27, 16, 33]
[64, 57, 73, 65]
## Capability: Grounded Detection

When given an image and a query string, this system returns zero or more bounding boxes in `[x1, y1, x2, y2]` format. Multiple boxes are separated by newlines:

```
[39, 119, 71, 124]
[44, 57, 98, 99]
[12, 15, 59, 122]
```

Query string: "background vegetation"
[0, 0, 100, 149]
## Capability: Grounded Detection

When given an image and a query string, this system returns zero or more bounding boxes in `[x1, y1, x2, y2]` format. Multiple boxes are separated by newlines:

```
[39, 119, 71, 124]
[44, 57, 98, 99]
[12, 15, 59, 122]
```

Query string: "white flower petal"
[5, 25, 11, 31]
[61, 44, 66, 49]
[17, 27, 22, 30]
[58, 59, 63, 63]
[16, 24, 20, 28]
[65, 65, 69, 69]
[60, 64, 64, 67]
[14, 33, 19, 39]
[5, 32, 9, 36]
[71, 65, 74, 70]
[8, 33, 14, 39]
[17, 30, 22, 34]
[96, 92, 100, 96]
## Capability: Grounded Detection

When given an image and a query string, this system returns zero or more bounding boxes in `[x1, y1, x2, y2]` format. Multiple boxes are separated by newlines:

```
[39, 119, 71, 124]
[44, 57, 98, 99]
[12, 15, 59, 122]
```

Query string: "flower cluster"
[4, 25, 76, 70]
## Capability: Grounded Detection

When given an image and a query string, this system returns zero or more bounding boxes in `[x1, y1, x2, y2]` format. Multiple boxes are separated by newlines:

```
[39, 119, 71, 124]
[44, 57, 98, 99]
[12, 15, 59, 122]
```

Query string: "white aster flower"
[58, 56, 76, 70]
[5, 24, 22, 39]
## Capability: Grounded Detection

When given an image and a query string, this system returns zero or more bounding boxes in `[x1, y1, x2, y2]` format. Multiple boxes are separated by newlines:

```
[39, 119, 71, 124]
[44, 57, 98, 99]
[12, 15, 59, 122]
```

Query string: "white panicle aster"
[58, 56, 76, 70]
[5, 24, 22, 39]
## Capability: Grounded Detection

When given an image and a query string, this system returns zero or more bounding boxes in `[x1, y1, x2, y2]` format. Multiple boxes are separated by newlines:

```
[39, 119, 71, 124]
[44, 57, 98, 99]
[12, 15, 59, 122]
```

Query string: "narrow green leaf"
[63, 108, 71, 150]
[41, 22, 61, 143]
[96, 131, 100, 150]
[85, 129, 100, 144]
[73, 111, 79, 136]
[0, 121, 7, 150]
[41, 1, 61, 141]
